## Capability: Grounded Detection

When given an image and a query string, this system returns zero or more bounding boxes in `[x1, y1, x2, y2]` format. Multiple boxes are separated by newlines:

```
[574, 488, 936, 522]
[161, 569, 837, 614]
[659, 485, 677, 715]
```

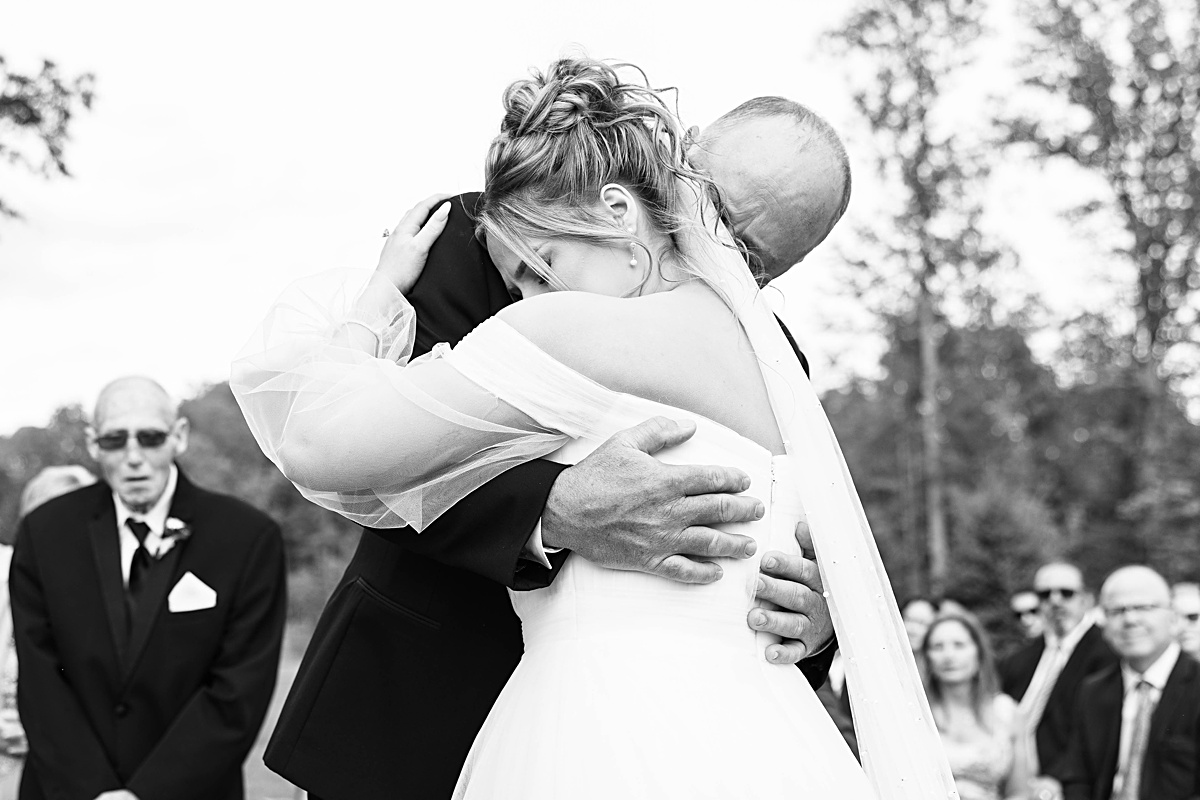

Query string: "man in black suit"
[1000, 561, 1120, 799]
[264, 99, 852, 800]
[1058, 565, 1200, 800]
[11, 377, 287, 800]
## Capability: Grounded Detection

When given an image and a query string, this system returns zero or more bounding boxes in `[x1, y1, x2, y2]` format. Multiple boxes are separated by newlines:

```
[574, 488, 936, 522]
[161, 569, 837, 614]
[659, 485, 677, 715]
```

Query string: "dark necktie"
[125, 519, 153, 639]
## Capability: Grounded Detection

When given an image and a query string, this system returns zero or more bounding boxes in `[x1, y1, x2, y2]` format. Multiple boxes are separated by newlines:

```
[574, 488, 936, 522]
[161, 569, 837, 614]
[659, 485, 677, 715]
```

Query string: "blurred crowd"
[821, 561, 1200, 800]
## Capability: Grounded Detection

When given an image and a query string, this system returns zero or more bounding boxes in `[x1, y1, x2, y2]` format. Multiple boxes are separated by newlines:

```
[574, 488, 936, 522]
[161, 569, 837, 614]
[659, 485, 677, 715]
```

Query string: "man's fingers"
[764, 641, 808, 666]
[747, 605, 808, 641]
[673, 492, 762, 527]
[674, 526, 757, 559]
[759, 551, 823, 597]
[613, 416, 697, 455]
[755, 571, 821, 619]
[668, 463, 753, 497]
[651, 554, 723, 585]
[793, 517, 815, 560]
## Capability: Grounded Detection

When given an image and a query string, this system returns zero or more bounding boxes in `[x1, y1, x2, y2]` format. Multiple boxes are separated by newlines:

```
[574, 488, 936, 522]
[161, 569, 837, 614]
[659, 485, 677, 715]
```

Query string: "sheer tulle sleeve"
[230, 269, 593, 530]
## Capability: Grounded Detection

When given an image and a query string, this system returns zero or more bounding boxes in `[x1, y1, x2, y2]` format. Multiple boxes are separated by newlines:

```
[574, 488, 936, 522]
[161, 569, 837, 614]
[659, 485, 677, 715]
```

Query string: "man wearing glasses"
[1000, 561, 1118, 800]
[1057, 566, 1200, 800]
[1173, 582, 1200, 661]
[11, 376, 287, 800]
[1011, 589, 1046, 641]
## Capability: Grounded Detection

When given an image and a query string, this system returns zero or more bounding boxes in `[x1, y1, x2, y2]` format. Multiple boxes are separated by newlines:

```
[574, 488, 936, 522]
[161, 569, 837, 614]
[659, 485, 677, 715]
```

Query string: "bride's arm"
[231, 196, 570, 531]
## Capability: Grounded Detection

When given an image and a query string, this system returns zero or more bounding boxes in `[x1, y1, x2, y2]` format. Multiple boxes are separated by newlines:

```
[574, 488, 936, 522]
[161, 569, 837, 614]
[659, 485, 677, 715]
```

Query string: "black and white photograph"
[2, 1, 1198, 798]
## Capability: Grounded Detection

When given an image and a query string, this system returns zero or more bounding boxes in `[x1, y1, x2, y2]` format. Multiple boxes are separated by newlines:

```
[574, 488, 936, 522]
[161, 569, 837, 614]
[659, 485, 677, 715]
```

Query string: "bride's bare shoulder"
[495, 290, 696, 386]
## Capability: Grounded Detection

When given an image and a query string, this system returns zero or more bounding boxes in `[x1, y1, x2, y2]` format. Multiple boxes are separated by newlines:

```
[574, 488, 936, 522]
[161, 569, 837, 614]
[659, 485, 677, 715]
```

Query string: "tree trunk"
[918, 274, 949, 597]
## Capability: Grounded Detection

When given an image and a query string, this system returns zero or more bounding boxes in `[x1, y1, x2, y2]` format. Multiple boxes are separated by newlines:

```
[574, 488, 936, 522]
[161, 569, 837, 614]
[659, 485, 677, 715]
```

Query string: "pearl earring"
[627, 226, 637, 267]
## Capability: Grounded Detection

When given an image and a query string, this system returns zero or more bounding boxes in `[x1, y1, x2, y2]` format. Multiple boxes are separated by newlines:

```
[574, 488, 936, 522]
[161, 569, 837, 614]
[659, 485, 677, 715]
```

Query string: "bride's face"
[487, 235, 646, 300]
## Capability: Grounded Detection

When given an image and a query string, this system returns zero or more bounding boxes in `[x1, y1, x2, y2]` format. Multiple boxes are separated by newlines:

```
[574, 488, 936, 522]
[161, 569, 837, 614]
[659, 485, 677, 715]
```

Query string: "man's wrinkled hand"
[749, 517, 833, 664]
[542, 417, 764, 584]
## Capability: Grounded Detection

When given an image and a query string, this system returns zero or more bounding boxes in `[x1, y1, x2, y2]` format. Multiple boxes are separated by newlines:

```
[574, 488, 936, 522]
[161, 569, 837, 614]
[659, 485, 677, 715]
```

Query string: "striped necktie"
[1117, 679, 1153, 800]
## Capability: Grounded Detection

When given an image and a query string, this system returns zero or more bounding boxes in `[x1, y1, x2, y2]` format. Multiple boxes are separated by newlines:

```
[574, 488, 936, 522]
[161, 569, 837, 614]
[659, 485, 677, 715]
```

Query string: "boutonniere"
[158, 517, 193, 557]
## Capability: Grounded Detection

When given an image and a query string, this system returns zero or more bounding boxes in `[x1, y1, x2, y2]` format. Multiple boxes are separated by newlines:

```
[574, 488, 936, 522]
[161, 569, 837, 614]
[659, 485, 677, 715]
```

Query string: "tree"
[826, 315, 1067, 647]
[828, 0, 1011, 594]
[1006, 0, 1200, 499]
[0, 55, 95, 221]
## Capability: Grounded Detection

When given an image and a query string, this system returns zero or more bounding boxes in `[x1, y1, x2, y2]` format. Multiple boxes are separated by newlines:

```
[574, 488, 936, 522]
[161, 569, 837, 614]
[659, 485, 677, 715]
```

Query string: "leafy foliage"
[0, 55, 95, 221]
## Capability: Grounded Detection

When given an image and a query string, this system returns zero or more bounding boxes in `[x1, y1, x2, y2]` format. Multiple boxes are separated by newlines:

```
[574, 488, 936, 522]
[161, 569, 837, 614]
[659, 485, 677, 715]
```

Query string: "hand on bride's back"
[377, 194, 453, 294]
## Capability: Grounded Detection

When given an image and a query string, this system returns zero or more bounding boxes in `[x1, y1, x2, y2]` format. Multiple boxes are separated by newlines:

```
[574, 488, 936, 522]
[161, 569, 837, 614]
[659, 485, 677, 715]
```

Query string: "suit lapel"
[1147, 653, 1195, 748]
[86, 497, 126, 666]
[120, 469, 199, 678]
[1093, 667, 1124, 793]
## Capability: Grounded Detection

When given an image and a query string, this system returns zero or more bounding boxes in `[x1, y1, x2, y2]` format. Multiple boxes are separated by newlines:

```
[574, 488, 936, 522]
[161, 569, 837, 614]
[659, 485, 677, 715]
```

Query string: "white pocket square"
[168, 571, 217, 613]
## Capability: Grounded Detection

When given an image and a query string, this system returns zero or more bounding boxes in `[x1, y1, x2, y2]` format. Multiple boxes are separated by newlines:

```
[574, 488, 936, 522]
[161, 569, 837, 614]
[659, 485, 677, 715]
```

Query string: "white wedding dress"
[232, 267, 959, 800]
[444, 320, 872, 798]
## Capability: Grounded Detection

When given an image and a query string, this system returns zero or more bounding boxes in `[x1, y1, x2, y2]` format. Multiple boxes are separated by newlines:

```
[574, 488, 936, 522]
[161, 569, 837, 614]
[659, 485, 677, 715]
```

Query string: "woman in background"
[922, 612, 1021, 800]
[1, 466, 97, 798]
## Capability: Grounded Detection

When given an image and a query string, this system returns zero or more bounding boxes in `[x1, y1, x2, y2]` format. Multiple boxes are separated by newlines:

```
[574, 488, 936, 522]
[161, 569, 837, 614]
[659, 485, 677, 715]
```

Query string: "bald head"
[1100, 565, 1176, 672]
[93, 376, 178, 429]
[87, 376, 187, 514]
[691, 97, 851, 281]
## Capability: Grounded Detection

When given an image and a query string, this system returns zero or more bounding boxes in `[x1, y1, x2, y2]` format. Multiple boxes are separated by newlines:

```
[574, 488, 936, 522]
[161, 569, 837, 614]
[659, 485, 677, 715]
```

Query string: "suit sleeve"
[362, 192, 568, 590]
[125, 520, 287, 800]
[11, 516, 124, 799]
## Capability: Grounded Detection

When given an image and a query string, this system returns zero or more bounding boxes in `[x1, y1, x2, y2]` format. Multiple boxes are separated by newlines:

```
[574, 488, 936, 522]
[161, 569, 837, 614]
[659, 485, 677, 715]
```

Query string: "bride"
[233, 56, 957, 799]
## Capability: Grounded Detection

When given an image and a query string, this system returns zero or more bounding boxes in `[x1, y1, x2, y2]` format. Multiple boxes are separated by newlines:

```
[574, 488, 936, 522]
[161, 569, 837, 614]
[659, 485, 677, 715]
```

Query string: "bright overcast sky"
[0, 0, 1131, 434]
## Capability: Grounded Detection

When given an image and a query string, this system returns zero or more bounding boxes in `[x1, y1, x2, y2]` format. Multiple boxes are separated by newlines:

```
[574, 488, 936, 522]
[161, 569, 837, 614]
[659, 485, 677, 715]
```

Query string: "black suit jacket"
[11, 471, 287, 800]
[264, 193, 833, 800]
[1000, 624, 1119, 778]
[1059, 653, 1200, 800]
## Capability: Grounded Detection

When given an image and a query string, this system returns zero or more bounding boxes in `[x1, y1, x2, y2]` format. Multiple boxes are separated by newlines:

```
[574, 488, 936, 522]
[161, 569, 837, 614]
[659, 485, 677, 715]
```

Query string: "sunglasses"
[94, 429, 171, 452]
[1012, 609, 1040, 620]
[1035, 587, 1079, 602]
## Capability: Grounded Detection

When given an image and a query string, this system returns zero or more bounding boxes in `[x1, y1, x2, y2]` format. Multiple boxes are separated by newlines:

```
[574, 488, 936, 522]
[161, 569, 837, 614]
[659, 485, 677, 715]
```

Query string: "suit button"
[115, 703, 129, 718]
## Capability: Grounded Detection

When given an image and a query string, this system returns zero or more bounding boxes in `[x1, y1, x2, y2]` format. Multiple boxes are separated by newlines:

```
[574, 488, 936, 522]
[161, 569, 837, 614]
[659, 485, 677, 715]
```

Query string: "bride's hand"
[377, 194, 453, 295]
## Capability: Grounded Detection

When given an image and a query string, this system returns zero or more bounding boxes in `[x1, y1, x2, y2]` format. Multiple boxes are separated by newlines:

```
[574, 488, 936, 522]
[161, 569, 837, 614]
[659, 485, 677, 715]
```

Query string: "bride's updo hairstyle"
[478, 56, 725, 292]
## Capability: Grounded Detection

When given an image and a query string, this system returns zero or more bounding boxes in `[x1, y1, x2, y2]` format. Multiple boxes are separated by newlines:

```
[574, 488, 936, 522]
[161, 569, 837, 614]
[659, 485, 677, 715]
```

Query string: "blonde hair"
[478, 56, 742, 293]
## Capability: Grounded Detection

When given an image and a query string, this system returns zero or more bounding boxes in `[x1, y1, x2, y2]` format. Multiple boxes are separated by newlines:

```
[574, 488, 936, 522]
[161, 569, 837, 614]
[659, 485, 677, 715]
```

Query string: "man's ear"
[173, 417, 190, 456]
[599, 184, 638, 232]
[85, 426, 100, 462]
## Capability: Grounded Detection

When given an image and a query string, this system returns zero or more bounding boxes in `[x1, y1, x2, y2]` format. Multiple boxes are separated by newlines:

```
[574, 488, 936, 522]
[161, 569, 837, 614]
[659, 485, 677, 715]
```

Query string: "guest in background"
[1057, 565, 1200, 800]
[0, 467, 97, 799]
[922, 612, 1018, 800]
[1172, 582, 1200, 660]
[904, 596, 939, 653]
[1012, 590, 1046, 641]
[1000, 561, 1118, 799]
[11, 377, 287, 800]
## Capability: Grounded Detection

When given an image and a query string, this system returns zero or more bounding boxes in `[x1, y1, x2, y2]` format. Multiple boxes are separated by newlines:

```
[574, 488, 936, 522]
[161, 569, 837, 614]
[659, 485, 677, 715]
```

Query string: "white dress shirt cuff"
[522, 520, 562, 569]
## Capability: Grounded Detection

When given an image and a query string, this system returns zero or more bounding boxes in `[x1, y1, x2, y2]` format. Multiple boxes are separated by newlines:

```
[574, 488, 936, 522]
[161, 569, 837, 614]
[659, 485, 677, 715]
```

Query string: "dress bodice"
[513, 394, 802, 661]
[939, 696, 1016, 800]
